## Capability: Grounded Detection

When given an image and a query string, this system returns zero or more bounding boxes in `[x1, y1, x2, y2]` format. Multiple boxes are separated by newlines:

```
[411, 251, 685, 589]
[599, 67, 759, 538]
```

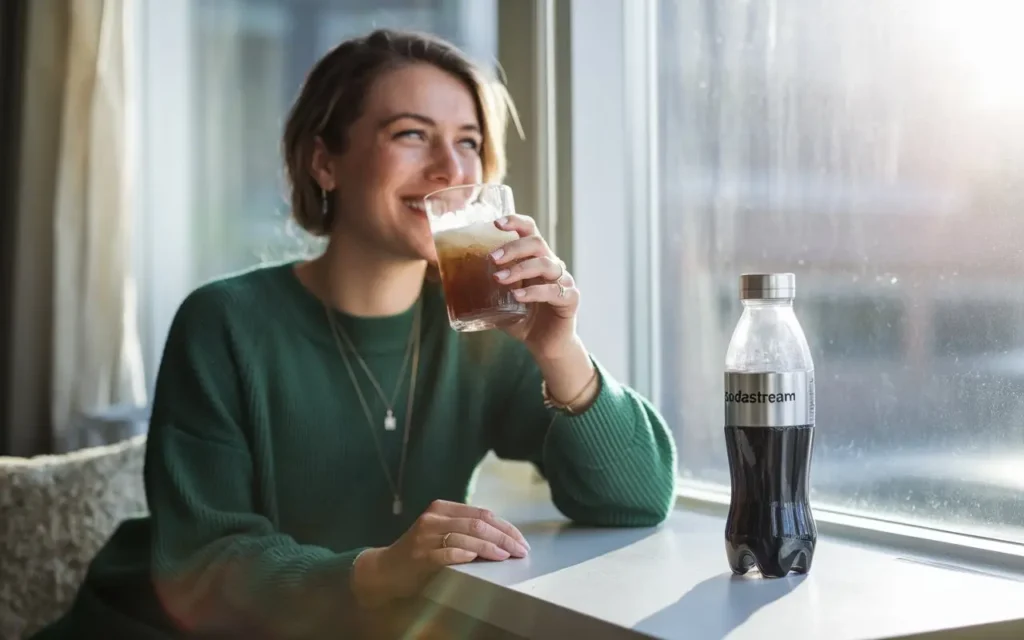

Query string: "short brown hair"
[282, 29, 514, 236]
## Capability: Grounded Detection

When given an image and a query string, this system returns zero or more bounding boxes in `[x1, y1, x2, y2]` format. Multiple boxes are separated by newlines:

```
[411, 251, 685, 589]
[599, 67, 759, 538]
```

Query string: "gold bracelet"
[542, 367, 600, 415]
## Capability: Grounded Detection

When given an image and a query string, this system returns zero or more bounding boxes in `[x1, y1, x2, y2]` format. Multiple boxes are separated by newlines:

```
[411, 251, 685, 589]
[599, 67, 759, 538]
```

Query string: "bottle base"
[727, 538, 815, 578]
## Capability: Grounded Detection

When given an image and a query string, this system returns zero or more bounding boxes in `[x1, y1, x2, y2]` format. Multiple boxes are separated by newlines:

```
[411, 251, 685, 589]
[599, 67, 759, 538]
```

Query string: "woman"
[35, 29, 677, 639]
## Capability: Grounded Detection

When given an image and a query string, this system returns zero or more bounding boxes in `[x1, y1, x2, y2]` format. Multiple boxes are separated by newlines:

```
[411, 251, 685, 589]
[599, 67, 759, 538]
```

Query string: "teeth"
[403, 199, 426, 212]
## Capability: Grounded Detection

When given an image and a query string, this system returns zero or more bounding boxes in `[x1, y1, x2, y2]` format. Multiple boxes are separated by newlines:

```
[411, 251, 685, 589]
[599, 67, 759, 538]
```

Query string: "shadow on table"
[495, 519, 663, 582]
[633, 572, 806, 639]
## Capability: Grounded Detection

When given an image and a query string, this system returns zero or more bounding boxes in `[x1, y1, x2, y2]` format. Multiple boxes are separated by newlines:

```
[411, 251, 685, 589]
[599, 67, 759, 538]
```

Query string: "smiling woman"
[282, 31, 511, 244]
[284, 31, 512, 316]
[31, 28, 677, 639]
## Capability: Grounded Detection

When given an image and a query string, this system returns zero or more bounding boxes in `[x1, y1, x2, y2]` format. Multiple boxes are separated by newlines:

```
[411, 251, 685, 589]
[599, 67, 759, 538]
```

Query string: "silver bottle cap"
[740, 273, 796, 300]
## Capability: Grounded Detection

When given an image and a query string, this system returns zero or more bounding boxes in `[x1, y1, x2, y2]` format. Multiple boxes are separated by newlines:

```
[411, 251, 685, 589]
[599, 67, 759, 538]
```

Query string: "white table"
[424, 472, 1024, 640]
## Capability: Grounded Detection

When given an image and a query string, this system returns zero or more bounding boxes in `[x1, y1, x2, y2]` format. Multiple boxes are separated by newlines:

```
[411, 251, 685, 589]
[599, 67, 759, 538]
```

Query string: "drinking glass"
[424, 184, 528, 332]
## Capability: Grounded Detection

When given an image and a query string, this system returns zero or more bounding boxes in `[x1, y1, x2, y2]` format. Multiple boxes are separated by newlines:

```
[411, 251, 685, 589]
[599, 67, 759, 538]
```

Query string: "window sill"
[678, 481, 1024, 583]
[425, 470, 1024, 639]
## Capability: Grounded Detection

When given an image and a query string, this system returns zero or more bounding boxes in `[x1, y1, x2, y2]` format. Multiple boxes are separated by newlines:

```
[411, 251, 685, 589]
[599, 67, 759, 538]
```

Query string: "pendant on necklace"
[384, 410, 397, 431]
[392, 497, 402, 515]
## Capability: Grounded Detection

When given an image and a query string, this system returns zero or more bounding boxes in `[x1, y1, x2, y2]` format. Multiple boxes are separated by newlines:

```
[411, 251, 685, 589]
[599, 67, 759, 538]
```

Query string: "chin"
[389, 238, 435, 265]
[404, 229, 437, 263]
[416, 242, 438, 264]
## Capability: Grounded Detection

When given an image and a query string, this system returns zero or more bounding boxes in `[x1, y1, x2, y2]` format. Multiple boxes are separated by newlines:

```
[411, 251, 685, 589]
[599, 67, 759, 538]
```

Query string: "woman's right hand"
[352, 500, 530, 606]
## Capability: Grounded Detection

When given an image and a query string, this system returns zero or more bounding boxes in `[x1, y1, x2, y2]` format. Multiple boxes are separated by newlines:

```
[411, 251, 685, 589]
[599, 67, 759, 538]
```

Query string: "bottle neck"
[742, 298, 794, 309]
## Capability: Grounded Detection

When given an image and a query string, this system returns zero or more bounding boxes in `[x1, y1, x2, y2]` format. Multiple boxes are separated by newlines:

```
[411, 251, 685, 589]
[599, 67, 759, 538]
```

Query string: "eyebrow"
[378, 112, 480, 132]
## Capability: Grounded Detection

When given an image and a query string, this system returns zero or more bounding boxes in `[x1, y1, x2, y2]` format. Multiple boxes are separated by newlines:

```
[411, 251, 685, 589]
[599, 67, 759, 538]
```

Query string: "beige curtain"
[51, 0, 146, 448]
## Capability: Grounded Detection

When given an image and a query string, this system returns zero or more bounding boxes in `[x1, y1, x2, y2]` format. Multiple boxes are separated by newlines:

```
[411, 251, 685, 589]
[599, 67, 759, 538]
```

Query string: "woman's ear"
[310, 137, 337, 192]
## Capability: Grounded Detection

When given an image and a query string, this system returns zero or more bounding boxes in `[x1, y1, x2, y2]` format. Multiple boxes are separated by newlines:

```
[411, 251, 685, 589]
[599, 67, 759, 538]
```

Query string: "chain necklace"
[324, 299, 422, 516]
[326, 305, 417, 431]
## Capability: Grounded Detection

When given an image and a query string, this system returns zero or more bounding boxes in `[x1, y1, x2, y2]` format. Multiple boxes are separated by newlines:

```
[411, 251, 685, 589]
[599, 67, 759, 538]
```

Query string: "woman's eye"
[460, 138, 481, 151]
[395, 129, 427, 141]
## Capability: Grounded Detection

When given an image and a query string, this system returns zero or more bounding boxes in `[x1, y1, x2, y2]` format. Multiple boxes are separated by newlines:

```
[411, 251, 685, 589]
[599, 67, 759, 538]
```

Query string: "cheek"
[373, 146, 423, 186]
[464, 154, 484, 183]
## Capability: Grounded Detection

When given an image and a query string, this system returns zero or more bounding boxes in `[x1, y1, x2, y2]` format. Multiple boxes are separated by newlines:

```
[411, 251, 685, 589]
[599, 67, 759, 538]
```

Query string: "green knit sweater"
[36, 262, 677, 639]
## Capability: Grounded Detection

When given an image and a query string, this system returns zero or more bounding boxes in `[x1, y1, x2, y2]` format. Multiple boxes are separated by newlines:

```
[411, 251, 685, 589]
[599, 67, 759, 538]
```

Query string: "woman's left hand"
[490, 214, 580, 361]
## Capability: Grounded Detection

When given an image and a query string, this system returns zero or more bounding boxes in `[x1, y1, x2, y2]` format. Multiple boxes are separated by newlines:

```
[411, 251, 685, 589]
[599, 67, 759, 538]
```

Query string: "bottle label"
[724, 371, 814, 428]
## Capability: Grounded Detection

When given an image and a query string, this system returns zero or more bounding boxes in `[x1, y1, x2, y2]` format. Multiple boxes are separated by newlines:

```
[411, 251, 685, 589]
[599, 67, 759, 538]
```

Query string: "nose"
[426, 142, 465, 187]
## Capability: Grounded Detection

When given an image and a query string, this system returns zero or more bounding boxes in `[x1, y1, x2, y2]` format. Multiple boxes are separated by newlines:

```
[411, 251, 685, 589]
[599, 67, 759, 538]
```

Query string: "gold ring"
[441, 532, 452, 549]
[555, 261, 566, 284]
[557, 282, 567, 298]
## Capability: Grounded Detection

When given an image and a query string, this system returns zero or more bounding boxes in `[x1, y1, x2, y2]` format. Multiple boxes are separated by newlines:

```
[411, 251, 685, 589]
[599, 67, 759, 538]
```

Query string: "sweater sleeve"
[487, 341, 678, 527]
[144, 285, 367, 638]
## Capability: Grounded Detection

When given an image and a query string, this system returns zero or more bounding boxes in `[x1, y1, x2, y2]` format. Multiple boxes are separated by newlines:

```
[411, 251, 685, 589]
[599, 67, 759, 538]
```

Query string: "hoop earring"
[321, 187, 329, 219]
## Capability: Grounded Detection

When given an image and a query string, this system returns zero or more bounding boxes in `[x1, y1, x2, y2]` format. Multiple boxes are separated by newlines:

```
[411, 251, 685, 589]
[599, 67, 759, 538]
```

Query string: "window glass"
[656, 0, 1024, 542]
[186, 0, 498, 279]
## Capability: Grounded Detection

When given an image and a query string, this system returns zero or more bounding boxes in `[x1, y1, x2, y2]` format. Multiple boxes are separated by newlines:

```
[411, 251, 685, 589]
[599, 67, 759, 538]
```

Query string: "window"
[133, 0, 1024, 547]
[135, 0, 498, 386]
[654, 0, 1024, 543]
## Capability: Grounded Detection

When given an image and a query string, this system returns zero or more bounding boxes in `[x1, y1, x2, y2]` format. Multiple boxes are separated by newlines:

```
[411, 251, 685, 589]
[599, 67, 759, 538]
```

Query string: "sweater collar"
[268, 261, 443, 354]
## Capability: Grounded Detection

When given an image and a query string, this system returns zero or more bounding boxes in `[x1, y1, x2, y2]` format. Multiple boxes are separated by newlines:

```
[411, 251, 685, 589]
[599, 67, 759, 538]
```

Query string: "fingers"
[480, 511, 531, 551]
[445, 517, 528, 558]
[514, 282, 580, 308]
[425, 500, 530, 552]
[439, 532, 512, 561]
[490, 235, 548, 265]
[494, 256, 565, 285]
[426, 547, 478, 566]
[494, 213, 537, 238]
[390, 502, 529, 600]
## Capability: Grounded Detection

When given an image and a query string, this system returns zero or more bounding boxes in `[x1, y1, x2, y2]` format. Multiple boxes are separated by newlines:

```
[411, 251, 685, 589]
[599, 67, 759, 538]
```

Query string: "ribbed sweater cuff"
[287, 546, 373, 629]
[544, 359, 643, 469]
[307, 546, 370, 594]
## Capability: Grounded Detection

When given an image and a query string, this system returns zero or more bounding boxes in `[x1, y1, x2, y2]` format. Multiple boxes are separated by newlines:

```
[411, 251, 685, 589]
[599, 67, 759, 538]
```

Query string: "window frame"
[565, 0, 1024, 574]
[563, 0, 638, 384]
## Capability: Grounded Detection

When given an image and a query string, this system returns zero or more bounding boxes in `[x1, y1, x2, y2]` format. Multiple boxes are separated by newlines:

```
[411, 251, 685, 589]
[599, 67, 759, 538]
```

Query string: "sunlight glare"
[933, 0, 1024, 110]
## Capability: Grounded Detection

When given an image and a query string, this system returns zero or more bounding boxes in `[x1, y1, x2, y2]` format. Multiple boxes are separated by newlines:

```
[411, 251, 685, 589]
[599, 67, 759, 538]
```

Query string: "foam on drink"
[434, 219, 518, 255]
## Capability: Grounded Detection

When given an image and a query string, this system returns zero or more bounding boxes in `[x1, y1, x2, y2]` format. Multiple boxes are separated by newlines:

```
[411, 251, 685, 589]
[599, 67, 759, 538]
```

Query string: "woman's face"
[325, 62, 484, 263]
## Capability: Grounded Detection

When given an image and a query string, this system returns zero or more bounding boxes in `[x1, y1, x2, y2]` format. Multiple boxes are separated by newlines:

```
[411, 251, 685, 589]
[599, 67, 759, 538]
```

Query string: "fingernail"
[497, 548, 511, 560]
[522, 538, 532, 551]
[514, 289, 526, 298]
[497, 216, 510, 226]
[491, 248, 504, 261]
[515, 542, 529, 557]
[494, 269, 510, 280]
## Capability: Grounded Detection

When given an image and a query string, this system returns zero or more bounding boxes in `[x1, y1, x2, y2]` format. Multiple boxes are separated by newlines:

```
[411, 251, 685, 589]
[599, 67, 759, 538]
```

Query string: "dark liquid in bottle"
[724, 424, 816, 578]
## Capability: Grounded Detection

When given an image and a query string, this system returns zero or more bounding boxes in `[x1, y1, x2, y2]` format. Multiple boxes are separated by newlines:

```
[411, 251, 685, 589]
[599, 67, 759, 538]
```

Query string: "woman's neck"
[302, 235, 427, 318]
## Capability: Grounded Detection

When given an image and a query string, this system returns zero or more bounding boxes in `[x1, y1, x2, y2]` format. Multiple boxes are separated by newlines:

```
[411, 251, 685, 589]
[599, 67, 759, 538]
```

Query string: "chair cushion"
[0, 435, 148, 638]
